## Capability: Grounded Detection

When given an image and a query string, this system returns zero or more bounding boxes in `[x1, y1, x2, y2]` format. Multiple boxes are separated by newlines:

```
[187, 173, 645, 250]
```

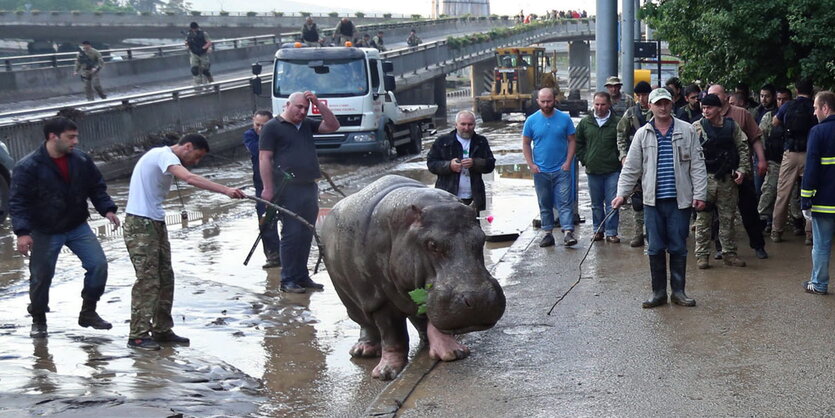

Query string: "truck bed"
[391, 105, 437, 125]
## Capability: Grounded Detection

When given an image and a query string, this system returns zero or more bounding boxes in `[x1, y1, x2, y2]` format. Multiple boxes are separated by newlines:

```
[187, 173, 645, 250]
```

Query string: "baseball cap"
[604, 76, 622, 86]
[649, 88, 673, 104]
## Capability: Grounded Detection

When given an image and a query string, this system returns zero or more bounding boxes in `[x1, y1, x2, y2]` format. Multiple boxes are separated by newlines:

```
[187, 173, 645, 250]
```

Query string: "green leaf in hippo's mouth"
[408, 284, 433, 315]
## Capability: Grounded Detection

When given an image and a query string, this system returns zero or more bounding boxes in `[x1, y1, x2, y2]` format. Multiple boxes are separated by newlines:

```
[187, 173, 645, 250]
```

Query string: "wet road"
[0, 99, 549, 416]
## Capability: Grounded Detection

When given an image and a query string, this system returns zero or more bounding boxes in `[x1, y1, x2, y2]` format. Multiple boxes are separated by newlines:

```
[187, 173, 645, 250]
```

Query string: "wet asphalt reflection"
[0, 100, 572, 415]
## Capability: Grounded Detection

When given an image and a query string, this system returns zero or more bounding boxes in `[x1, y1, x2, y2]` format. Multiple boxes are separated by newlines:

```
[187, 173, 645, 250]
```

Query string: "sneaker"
[722, 253, 746, 267]
[770, 230, 783, 243]
[803, 281, 827, 295]
[539, 233, 555, 247]
[280, 282, 307, 293]
[152, 330, 190, 344]
[298, 277, 325, 290]
[605, 236, 620, 243]
[593, 232, 604, 241]
[696, 256, 710, 269]
[30, 323, 47, 338]
[755, 247, 768, 259]
[262, 259, 281, 269]
[563, 231, 577, 246]
[127, 338, 161, 351]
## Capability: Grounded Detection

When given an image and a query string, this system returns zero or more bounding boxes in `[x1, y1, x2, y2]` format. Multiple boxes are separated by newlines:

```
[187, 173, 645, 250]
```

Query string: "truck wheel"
[405, 123, 422, 155]
[0, 174, 8, 225]
[478, 102, 499, 123]
[380, 124, 396, 161]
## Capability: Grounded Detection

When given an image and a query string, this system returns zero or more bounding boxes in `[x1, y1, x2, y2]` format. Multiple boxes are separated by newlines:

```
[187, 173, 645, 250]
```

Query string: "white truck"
[257, 45, 436, 157]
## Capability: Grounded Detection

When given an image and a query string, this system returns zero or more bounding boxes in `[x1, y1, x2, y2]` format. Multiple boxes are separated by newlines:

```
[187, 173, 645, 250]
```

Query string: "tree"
[641, 0, 835, 89]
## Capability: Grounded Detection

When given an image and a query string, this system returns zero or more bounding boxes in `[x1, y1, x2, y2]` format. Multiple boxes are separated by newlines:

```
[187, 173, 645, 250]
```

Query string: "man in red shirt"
[9, 117, 120, 338]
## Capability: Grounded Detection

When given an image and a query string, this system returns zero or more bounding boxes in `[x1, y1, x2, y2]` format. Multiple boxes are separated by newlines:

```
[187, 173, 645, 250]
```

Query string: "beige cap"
[649, 88, 673, 104]
[604, 76, 622, 86]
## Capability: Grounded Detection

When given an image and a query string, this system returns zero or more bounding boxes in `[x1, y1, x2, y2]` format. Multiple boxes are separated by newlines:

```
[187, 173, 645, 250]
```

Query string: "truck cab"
[270, 46, 435, 157]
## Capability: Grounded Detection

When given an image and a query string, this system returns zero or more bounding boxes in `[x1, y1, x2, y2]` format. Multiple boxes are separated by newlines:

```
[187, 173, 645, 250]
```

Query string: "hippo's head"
[404, 201, 506, 334]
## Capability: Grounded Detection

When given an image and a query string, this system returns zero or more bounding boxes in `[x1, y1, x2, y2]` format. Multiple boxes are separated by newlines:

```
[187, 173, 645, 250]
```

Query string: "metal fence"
[1, 17, 475, 72]
[0, 18, 595, 161]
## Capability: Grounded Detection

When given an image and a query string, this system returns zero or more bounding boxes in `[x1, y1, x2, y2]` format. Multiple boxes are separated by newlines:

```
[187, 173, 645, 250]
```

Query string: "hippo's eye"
[426, 239, 443, 254]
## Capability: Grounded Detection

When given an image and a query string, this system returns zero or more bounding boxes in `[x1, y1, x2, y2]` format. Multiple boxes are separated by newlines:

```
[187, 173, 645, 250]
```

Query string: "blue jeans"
[809, 215, 835, 291]
[534, 169, 574, 232]
[644, 198, 692, 257]
[277, 183, 319, 285]
[587, 171, 620, 236]
[255, 183, 281, 261]
[28, 223, 108, 315]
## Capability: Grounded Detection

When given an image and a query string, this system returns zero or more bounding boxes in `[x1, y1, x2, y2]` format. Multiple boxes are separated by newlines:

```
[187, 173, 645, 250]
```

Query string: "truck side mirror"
[250, 76, 262, 96]
[252, 63, 262, 75]
[382, 61, 394, 73]
[384, 75, 396, 92]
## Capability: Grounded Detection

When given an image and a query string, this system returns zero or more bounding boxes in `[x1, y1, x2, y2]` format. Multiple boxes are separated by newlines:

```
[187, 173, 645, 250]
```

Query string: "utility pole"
[621, 0, 635, 95]
[595, 0, 618, 91]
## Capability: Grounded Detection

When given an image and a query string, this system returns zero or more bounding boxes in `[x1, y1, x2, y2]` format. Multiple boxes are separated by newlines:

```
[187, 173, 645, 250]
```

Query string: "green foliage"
[411, 14, 422, 20]
[355, 11, 364, 18]
[641, 0, 835, 89]
[273, 11, 283, 17]
[246, 11, 257, 17]
[408, 284, 432, 315]
[219, 10, 229, 16]
[500, 15, 509, 20]
[190, 10, 200, 16]
[30, 9, 40, 14]
[328, 11, 338, 17]
[383, 13, 391, 19]
[300, 11, 311, 17]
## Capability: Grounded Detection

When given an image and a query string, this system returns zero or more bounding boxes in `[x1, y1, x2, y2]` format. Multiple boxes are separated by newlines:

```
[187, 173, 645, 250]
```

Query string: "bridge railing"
[1, 17, 472, 72]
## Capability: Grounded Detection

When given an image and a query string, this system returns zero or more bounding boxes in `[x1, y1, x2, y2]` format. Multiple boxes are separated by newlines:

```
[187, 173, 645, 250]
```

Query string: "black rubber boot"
[30, 313, 47, 338]
[78, 299, 113, 330]
[669, 254, 696, 306]
[642, 254, 668, 308]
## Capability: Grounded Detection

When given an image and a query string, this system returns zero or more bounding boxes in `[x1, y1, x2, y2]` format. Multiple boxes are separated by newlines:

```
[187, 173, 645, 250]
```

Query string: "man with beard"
[676, 84, 703, 123]
[427, 110, 496, 212]
[605, 76, 634, 117]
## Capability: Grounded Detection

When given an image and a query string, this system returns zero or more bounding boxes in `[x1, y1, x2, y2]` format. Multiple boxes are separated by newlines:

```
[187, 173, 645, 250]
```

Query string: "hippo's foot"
[371, 348, 408, 380]
[427, 322, 470, 362]
[349, 340, 381, 358]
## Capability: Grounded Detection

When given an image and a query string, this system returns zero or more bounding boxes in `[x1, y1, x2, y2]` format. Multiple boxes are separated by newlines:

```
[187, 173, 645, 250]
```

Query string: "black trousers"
[736, 177, 765, 250]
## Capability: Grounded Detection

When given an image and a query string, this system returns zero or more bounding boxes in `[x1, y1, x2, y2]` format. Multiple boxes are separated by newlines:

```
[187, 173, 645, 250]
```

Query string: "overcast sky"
[189, 0, 598, 17]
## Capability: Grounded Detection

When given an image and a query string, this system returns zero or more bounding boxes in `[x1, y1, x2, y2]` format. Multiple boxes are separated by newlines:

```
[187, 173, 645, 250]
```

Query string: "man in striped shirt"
[613, 88, 708, 308]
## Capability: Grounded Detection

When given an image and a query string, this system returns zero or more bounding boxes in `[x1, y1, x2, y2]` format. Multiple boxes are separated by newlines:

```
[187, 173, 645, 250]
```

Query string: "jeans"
[534, 169, 574, 232]
[255, 183, 281, 261]
[587, 171, 620, 236]
[278, 183, 319, 285]
[28, 223, 108, 315]
[809, 215, 835, 291]
[644, 198, 692, 257]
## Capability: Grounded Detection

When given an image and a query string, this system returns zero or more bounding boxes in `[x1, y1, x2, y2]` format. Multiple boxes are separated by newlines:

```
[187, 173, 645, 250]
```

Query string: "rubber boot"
[78, 299, 113, 330]
[642, 254, 668, 308]
[669, 254, 696, 306]
[30, 312, 47, 338]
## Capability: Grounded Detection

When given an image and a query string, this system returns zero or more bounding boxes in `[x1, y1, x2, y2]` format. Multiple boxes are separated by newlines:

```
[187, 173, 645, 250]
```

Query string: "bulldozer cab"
[494, 47, 546, 95]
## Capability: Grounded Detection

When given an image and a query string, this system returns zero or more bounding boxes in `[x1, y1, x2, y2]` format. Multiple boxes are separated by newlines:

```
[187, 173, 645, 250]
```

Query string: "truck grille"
[307, 114, 362, 127]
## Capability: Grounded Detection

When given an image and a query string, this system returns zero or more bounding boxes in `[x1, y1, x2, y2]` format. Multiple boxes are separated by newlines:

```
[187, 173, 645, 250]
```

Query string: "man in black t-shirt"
[258, 91, 340, 293]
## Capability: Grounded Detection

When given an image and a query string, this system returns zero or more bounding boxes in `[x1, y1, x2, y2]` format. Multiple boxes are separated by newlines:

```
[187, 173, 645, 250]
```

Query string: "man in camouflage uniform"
[758, 87, 802, 231]
[73, 41, 106, 101]
[693, 94, 751, 269]
[185, 22, 213, 86]
[605, 76, 635, 117]
[124, 134, 245, 351]
[617, 80, 653, 247]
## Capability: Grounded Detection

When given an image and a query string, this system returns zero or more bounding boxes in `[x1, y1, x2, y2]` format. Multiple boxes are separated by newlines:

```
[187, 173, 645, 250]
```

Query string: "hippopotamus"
[320, 175, 506, 380]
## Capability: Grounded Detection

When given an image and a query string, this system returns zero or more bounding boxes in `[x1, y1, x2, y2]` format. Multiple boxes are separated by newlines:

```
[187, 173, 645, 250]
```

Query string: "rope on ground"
[546, 209, 617, 316]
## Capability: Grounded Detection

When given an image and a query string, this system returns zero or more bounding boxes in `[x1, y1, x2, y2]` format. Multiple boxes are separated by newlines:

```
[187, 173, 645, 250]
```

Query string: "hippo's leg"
[427, 321, 470, 362]
[350, 326, 382, 358]
[371, 307, 409, 380]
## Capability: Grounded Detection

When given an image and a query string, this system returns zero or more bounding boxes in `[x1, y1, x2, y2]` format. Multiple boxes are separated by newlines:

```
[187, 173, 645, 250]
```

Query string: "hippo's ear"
[404, 204, 423, 226]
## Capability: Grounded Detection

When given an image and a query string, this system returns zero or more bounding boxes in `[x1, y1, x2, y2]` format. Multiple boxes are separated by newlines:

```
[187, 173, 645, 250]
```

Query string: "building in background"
[431, 0, 490, 18]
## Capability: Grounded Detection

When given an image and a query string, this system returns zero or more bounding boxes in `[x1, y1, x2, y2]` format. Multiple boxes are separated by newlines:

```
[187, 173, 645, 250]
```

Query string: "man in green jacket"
[577, 92, 621, 242]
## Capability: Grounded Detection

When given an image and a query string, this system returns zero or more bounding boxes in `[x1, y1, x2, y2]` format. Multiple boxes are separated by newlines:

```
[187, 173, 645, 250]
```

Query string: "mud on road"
[0, 102, 550, 416]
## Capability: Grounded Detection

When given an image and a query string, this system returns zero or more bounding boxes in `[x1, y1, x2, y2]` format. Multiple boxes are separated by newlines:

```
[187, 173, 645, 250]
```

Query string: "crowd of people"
[516, 9, 588, 23]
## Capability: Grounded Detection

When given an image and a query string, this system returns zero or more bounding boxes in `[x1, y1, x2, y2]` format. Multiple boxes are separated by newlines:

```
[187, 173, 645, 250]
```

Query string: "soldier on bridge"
[73, 41, 107, 101]
[185, 22, 213, 86]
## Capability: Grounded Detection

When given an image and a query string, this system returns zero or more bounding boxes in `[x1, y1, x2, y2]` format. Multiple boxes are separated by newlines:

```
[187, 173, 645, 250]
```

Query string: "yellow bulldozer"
[475, 47, 587, 122]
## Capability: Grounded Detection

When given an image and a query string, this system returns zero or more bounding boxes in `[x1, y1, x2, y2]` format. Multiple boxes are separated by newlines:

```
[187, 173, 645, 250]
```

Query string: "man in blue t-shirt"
[523, 88, 578, 247]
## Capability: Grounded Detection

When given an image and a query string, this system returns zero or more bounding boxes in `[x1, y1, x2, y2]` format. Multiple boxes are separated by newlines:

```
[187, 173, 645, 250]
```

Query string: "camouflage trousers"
[79, 69, 105, 100]
[695, 176, 739, 258]
[631, 206, 644, 237]
[189, 52, 211, 86]
[758, 160, 801, 221]
[124, 215, 175, 339]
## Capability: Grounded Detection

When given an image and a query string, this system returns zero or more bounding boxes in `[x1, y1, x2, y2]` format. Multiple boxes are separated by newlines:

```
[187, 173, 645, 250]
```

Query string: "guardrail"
[1, 17, 472, 72]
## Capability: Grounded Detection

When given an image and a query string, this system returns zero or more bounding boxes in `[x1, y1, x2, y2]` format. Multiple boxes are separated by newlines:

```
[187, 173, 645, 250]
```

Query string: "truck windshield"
[274, 58, 368, 97]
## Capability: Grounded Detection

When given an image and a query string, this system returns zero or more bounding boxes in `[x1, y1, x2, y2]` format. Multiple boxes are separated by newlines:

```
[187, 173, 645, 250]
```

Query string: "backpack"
[783, 99, 817, 152]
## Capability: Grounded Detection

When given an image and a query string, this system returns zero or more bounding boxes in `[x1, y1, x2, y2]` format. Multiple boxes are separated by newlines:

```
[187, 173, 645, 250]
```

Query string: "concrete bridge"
[0, 18, 596, 167]
[0, 10, 415, 43]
